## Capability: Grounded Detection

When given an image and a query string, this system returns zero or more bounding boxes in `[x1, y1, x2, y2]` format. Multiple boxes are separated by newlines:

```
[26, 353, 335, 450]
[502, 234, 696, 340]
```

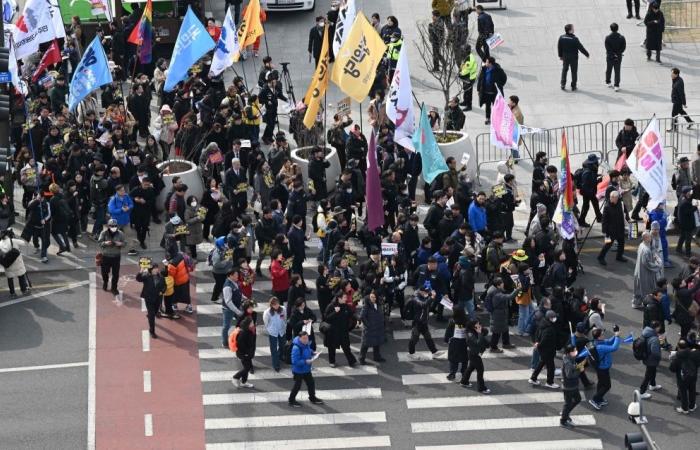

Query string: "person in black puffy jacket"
[459, 319, 491, 394]
[232, 316, 257, 389]
[530, 310, 560, 388]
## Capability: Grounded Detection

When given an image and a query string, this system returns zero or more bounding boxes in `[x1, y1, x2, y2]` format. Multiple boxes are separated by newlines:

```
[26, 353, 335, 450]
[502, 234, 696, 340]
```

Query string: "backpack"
[632, 335, 649, 361]
[583, 310, 596, 333]
[573, 168, 584, 189]
[183, 253, 196, 272]
[585, 341, 601, 369]
[228, 327, 241, 352]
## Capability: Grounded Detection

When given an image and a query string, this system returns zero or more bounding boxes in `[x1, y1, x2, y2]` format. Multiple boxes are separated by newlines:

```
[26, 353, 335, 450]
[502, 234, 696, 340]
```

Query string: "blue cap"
[215, 236, 226, 248]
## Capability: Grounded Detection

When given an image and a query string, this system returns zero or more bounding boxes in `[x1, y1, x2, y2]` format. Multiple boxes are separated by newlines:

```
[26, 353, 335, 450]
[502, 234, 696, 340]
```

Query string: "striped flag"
[127, 0, 153, 64]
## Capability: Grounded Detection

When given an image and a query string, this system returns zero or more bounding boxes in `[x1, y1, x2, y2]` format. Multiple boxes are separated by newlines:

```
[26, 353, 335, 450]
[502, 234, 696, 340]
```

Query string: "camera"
[280, 62, 290, 68]
[613, 324, 620, 333]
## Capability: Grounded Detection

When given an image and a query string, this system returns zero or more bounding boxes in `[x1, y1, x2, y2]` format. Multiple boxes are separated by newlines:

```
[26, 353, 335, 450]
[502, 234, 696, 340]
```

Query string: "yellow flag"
[331, 12, 387, 103]
[235, 0, 264, 59]
[303, 24, 330, 129]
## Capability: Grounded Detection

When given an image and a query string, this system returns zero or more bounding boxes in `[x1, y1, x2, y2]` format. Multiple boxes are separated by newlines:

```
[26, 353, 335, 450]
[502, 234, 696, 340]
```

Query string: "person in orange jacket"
[167, 249, 194, 313]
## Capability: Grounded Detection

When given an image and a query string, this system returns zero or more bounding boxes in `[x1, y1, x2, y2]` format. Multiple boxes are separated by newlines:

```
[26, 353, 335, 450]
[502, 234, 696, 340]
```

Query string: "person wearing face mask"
[529, 310, 561, 389]
[308, 16, 326, 67]
[184, 195, 204, 259]
[137, 263, 166, 339]
[98, 219, 125, 294]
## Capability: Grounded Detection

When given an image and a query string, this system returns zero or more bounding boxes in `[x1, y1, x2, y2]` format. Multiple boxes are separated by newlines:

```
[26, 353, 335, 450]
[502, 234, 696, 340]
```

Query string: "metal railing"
[663, 0, 700, 30]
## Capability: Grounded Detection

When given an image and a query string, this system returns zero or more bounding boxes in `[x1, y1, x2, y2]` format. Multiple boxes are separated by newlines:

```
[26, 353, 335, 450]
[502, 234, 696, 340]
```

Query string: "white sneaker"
[432, 351, 447, 360]
[614, 86, 620, 92]
[185, 304, 194, 314]
[641, 392, 652, 399]
[554, 368, 562, 377]
[406, 353, 420, 361]
[528, 378, 540, 386]
[545, 383, 560, 389]
[606, 83, 613, 88]
[648, 384, 662, 391]
[241, 382, 255, 388]
[676, 407, 689, 414]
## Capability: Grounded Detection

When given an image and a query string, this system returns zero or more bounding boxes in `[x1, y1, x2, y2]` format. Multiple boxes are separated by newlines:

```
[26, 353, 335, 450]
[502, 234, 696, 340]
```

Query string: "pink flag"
[489, 91, 515, 150]
[365, 131, 385, 231]
[596, 153, 628, 199]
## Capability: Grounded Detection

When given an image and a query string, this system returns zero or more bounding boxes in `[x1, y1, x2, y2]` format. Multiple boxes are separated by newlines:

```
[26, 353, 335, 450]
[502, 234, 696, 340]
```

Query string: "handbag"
[319, 321, 332, 335]
[95, 252, 103, 267]
[0, 247, 20, 268]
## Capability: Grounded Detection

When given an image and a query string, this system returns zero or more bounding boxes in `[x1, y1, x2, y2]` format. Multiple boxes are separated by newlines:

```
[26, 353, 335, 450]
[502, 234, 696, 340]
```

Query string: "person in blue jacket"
[589, 326, 621, 410]
[648, 207, 671, 268]
[107, 184, 136, 255]
[468, 192, 487, 236]
[288, 331, 324, 408]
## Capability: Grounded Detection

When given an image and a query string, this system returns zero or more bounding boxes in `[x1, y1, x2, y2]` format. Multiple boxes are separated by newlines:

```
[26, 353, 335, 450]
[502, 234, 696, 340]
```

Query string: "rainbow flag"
[127, 0, 153, 64]
[557, 132, 577, 239]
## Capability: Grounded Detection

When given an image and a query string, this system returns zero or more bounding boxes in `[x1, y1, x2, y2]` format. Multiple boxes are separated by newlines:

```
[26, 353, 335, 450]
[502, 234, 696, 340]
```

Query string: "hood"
[432, 252, 446, 264]
[292, 336, 308, 348]
[215, 236, 226, 249]
[642, 326, 656, 339]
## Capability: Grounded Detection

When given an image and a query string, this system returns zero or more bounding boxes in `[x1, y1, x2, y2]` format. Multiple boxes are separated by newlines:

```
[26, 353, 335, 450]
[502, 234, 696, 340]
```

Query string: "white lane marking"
[415, 439, 604, 450]
[393, 328, 445, 340]
[200, 365, 378, 382]
[199, 345, 360, 359]
[196, 301, 320, 315]
[197, 322, 320, 337]
[407, 392, 563, 409]
[196, 259, 318, 273]
[87, 273, 96, 450]
[144, 413, 153, 437]
[397, 347, 531, 362]
[141, 298, 146, 312]
[202, 388, 382, 405]
[205, 435, 392, 450]
[411, 415, 596, 433]
[195, 279, 316, 294]
[0, 280, 90, 308]
[0, 361, 88, 374]
[402, 369, 533, 385]
[143, 370, 152, 393]
[142, 330, 150, 352]
[205, 411, 386, 430]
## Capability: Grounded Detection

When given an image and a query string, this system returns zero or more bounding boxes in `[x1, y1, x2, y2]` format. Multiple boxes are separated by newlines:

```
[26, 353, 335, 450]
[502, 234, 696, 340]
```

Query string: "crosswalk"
[192, 259, 606, 449]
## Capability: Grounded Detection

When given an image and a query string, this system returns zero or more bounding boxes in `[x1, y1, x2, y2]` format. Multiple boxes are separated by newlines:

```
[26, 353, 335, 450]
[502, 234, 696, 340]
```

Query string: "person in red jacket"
[270, 249, 290, 306]
[238, 257, 256, 300]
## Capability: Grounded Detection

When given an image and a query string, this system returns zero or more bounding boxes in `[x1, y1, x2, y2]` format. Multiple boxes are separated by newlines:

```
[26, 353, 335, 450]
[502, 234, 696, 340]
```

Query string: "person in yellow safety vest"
[386, 32, 403, 80]
[458, 45, 478, 111]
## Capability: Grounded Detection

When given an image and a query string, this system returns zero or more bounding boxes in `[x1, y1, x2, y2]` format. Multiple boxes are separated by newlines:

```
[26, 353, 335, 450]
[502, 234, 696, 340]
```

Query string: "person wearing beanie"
[529, 309, 560, 388]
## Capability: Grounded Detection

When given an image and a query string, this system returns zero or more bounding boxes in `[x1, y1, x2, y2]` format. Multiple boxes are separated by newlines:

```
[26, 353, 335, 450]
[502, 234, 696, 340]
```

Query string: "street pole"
[0, 16, 14, 209]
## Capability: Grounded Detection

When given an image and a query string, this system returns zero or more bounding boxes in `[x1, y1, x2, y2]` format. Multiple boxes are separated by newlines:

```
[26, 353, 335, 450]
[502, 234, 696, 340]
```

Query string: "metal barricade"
[475, 121, 605, 182]
[663, 0, 700, 30]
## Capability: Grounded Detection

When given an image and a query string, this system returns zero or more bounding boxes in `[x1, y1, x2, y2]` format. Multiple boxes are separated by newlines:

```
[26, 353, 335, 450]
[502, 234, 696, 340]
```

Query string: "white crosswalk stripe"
[415, 439, 604, 450]
[393, 328, 445, 340]
[197, 323, 320, 337]
[200, 365, 378, 382]
[406, 392, 563, 409]
[402, 369, 533, 385]
[206, 435, 392, 450]
[396, 346, 531, 362]
[195, 259, 319, 273]
[199, 345, 361, 359]
[202, 388, 383, 405]
[195, 279, 317, 294]
[196, 301, 320, 315]
[205, 411, 386, 429]
[411, 415, 596, 433]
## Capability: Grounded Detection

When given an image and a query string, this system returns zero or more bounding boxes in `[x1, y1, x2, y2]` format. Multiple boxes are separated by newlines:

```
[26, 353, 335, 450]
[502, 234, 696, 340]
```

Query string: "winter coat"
[644, 9, 665, 51]
[323, 301, 355, 349]
[107, 193, 134, 226]
[235, 327, 256, 360]
[286, 307, 317, 341]
[601, 201, 625, 240]
[445, 320, 468, 363]
[593, 336, 620, 370]
[360, 299, 385, 348]
[405, 293, 433, 325]
[0, 237, 26, 278]
[466, 329, 489, 359]
[562, 354, 582, 391]
[557, 33, 589, 61]
[672, 76, 687, 106]
[670, 348, 700, 380]
[641, 326, 661, 367]
[270, 259, 290, 291]
[136, 272, 165, 303]
[535, 319, 558, 359]
[291, 336, 314, 374]
[98, 229, 125, 258]
[643, 295, 664, 329]
[673, 283, 700, 326]
[488, 288, 515, 334]
[167, 254, 190, 286]
[634, 242, 662, 302]
[184, 205, 204, 246]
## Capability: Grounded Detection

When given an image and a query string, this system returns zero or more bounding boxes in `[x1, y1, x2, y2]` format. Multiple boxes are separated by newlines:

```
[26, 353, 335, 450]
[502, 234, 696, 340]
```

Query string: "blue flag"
[68, 37, 113, 112]
[412, 105, 448, 184]
[577, 347, 589, 360]
[164, 6, 216, 92]
[623, 332, 634, 344]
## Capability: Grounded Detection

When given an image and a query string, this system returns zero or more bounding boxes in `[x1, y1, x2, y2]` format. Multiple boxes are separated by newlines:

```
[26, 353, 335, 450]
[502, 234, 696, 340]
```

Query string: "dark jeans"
[449, 360, 467, 376]
[145, 297, 161, 333]
[671, 103, 695, 129]
[593, 368, 612, 403]
[289, 372, 316, 402]
[101, 255, 120, 291]
[605, 56, 622, 87]
[211, 272, 227, 302]
[262, 114, 277, 142]
[135, 224, 149, 245]
[561, 58, 579, 88]
[679, 375, 697, 411]
[490, 330, 510, 349]
[599, 236, 625, 260]
[531, 354, 556, 385]
[640, 365, 658, 393]
[328, 341, 357, 365]
[476, 35, 490, 61]
[561, 389, 582, 422]
[7, 274, 29, 295]
[627, 0, 640, 16]
[92, 205, 106, 238]
[233, 357, 253, 383]
[646, 49, 661, 62]
[632, 191, 649, 218]
[677, 229, 693, 255]
[580, 194, 602, 223]
[460, 357, 486, 391]
[360, 345, 382, 361]
[409, 323, 438, 354]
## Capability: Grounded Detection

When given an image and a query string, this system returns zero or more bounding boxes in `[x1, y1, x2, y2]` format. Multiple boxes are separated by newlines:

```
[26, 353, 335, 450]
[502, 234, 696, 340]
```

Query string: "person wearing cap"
[445, 97, 466, 131]
[308, 15, 326, 67]
[589, 326, 621, 410]
[405, 281, 447, 360]
[529, 309, 560, 388]
[259, 73, 288, 145]
[676, 186, 696, 257]
[673, 156, 692, 199]
[578, 154, 602, 227]
[428, 10, 445, 72]
[98, 219, 125, 294]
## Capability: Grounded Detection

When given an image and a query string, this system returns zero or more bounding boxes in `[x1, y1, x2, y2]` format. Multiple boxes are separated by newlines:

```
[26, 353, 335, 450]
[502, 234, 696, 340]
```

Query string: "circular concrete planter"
[156, 160, 205, 210]
[291, 146, 341, 193]
[436, 131, 476, 182]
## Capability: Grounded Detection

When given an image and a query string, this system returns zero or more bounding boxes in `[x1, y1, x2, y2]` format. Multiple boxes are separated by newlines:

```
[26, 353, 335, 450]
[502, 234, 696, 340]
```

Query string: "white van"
[261, 0, 315, 12]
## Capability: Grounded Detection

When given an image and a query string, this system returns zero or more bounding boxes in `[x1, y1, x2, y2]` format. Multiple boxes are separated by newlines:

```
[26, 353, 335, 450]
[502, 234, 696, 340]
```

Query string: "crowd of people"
[1, 0, 698, 422]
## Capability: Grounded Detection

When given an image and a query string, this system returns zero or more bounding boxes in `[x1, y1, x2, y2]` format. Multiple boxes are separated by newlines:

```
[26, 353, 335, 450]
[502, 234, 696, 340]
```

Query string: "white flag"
[627, 117, 668, 208]
[332, 0, 356, 57]
[90, 0, 113, 22]
[210, 7, 240, 77]
[8, 37, 28, 96]
[12, 0, 64, 60]
[386, 44, 415, 150]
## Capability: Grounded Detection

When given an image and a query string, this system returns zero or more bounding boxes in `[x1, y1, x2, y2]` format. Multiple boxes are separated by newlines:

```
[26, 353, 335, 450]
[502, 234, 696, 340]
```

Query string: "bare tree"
[414, 19, 461, 139]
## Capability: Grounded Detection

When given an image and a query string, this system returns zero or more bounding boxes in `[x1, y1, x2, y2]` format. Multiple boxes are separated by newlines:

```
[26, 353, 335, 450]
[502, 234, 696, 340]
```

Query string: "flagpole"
[261, 22, 270, 58]
[323, 93, 327, 146]
[358, 101, 363, 134]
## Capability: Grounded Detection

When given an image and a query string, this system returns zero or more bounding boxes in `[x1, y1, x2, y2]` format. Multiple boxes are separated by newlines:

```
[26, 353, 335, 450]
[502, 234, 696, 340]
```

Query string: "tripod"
[280, 62, 296, 105]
